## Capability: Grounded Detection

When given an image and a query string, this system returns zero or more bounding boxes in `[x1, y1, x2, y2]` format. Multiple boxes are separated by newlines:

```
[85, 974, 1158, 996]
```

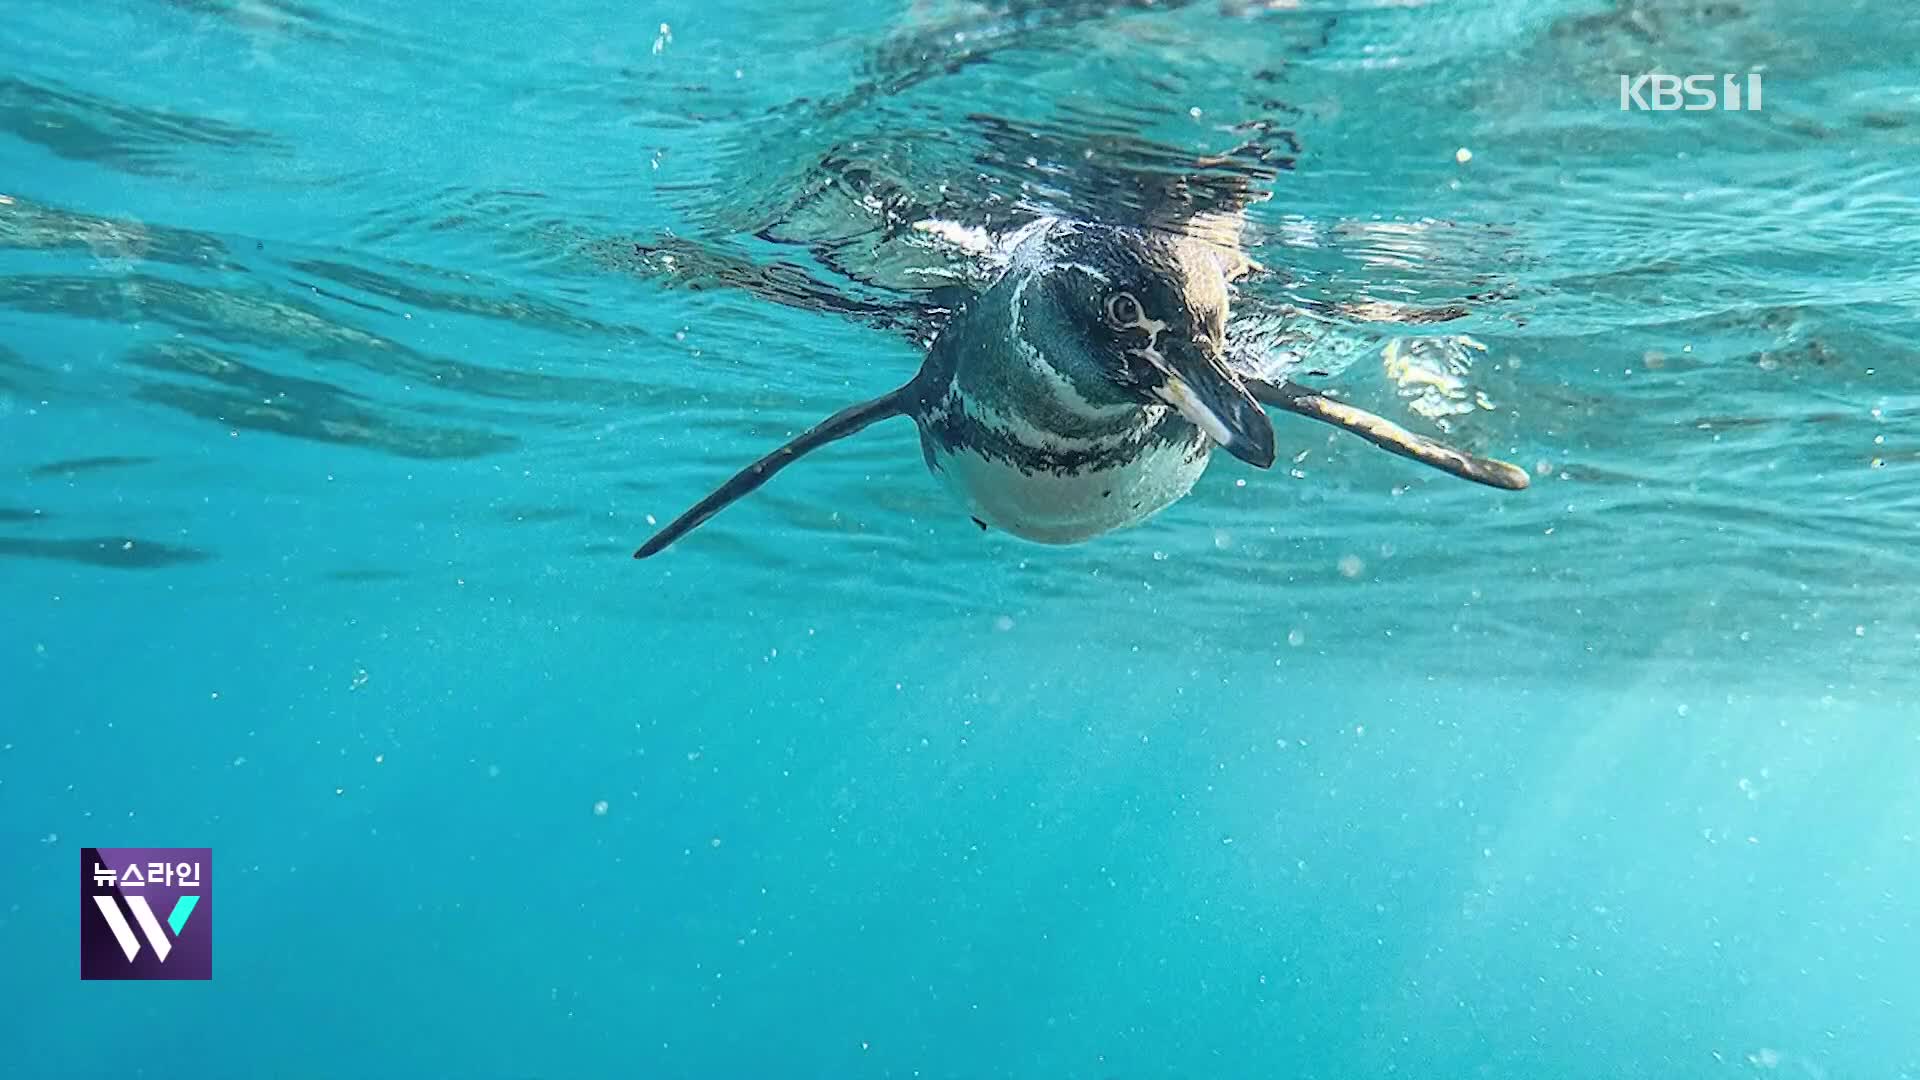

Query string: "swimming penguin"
[632, 215, 1527, 558]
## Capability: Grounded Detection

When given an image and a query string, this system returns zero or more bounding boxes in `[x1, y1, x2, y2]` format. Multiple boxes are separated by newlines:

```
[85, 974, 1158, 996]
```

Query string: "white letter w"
[92, 895, 172, 962]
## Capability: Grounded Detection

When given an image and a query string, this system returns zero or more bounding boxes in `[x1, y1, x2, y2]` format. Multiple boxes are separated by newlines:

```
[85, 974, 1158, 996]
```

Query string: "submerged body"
[924, 426, 1208, 544]
[910, 219, 1229, 542]
[633, 217, 1528, 559]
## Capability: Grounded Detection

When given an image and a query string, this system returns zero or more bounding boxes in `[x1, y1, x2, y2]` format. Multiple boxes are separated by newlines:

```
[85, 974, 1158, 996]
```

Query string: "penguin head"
[1019, 224, 1276, 468]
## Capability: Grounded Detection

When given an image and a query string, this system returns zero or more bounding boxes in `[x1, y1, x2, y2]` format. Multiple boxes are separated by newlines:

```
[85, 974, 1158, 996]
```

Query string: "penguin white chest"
[928, 434, 1212, 544]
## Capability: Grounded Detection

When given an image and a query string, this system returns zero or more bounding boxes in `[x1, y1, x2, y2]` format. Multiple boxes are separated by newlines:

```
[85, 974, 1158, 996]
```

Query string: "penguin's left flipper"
[1246, 378, 1530, 491]
[634, 387, 912, 558]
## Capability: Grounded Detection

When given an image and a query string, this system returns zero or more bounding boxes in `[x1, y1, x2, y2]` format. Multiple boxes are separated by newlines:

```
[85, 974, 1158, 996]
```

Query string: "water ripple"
[3, 0, 1918, 681]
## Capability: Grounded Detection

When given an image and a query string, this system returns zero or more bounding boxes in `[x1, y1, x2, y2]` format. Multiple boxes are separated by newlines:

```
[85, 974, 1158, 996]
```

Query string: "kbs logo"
[1619, 73, 1763, 111]
[80, 848, 211, 980]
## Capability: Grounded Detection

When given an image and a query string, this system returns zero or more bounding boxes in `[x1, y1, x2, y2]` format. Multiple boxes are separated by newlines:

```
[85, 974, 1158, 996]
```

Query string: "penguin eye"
[1104, 291, 1142, 327]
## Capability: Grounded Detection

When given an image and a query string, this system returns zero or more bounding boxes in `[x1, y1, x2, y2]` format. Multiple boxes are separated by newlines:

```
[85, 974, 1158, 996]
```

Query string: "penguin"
[632, 215, 1527, 559]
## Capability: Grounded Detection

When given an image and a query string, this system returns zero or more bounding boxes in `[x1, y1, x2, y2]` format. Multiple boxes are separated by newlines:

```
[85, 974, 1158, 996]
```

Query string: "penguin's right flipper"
[634, 388, 912, 559]
[1246, 377, 1530, 491]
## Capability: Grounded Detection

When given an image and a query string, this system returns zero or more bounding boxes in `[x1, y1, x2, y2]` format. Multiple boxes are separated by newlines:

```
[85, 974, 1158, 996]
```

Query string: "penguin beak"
[1145, 339, 1277, 468]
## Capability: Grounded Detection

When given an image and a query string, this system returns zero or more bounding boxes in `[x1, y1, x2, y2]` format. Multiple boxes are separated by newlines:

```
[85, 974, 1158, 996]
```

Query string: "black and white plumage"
[632, 213, 1528, 559]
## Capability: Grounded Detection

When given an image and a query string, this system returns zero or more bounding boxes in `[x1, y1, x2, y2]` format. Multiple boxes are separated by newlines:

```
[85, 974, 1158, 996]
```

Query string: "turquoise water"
[4, 0, 1919, 1076]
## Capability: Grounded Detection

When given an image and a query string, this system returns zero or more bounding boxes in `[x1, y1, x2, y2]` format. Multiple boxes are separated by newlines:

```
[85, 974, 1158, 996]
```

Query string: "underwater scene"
[2, 0, 1917, 1076]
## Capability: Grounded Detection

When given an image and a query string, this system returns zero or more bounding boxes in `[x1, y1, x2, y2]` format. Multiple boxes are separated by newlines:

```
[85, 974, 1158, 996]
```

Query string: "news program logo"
[80, 848, 211, 980]
[1620, 72, 1763, 112]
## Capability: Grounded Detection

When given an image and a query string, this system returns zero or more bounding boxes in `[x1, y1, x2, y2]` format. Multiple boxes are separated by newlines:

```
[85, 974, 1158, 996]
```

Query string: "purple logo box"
[81, 848, 212, 981]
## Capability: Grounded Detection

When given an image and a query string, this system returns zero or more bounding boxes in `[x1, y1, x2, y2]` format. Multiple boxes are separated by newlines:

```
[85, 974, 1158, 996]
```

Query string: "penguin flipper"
[1246, 378, 1530, 491]
[634, 388, 912, 558]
